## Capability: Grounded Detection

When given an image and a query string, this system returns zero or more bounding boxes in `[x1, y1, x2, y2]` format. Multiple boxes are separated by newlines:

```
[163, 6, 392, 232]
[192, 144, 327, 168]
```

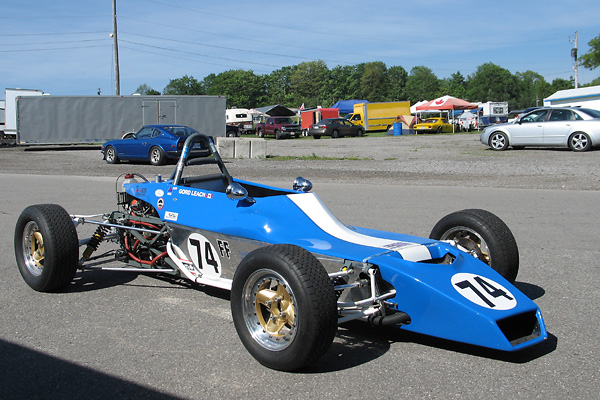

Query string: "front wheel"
[14, 204, 79, 292]
[430, 209, 519, 283]
[568, 132, 591, 152]
[356, 128, 364, 137]
[489, 132, 509, 151]
[149, 146, 166, 166]
[231, 244, 337, 371]
[331, 129, 339, 138]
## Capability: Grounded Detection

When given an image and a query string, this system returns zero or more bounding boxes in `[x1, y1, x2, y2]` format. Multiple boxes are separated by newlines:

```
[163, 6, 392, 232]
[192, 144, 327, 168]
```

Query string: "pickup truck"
[255, 116, 301, 139]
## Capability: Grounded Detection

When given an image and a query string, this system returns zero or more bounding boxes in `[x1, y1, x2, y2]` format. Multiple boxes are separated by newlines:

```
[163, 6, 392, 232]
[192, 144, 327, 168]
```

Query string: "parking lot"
[1, 133, 599, 399]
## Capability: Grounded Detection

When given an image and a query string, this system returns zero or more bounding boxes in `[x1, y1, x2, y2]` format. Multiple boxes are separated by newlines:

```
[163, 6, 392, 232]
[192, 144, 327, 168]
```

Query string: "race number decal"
[451, 273, 517, 310]
[187, 233, 221, 279]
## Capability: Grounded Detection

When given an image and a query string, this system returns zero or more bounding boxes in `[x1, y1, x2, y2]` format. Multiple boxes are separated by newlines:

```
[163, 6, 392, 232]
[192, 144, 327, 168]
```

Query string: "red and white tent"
[416, 95, 478, 111]
[415, 95, 479, 132]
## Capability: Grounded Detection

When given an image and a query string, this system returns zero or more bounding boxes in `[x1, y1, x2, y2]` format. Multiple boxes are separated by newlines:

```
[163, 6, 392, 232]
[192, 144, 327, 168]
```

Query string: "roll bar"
[170, 133, 233, 187]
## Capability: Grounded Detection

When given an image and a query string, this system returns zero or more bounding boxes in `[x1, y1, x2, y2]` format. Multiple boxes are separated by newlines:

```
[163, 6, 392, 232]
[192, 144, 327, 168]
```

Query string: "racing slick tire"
[231, 244, 337, 371]
[149, 146, 166, 166]
[429, 209, 519, 283]
[14, 204, 79, 292]
[568, 132, 591, 152]
[104, 146, 120, 164]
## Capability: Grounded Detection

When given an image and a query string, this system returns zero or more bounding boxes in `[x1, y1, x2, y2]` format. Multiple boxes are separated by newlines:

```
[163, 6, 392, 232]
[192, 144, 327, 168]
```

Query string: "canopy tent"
[416, 95, 478, 111]
[415, 96, 478, 132]
[255, 104, 295, 116]
[331, 99, 369, 114]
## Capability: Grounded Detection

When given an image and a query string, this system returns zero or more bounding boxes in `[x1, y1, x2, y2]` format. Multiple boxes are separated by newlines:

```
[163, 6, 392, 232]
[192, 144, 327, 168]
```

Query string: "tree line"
[136, 35, 600, 112]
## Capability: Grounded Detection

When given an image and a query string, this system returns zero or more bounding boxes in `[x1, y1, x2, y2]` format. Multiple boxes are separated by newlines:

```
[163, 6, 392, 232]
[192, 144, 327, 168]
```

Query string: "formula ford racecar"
[15, 133, 547, 371]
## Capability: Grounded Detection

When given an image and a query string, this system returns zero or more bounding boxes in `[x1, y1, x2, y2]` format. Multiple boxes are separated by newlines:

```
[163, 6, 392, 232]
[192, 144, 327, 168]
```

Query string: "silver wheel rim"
[22, 221, 44, 276]
[106, 148, 115, 162]
[439, 226, 491, 265]
[571, 134, 588, 150]
[490, 133, 506, 150]
[151, 149, 160, 163]
[241, 269, 297, 351]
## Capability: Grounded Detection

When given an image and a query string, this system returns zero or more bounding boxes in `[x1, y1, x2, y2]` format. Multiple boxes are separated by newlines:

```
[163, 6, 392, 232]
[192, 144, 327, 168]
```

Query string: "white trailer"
[3, 89, 45, 138]
[226, 108, 260, 134]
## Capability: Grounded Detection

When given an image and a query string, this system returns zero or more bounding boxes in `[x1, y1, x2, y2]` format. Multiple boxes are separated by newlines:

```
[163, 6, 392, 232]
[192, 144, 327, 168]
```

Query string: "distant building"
[543, 85, 600, 110]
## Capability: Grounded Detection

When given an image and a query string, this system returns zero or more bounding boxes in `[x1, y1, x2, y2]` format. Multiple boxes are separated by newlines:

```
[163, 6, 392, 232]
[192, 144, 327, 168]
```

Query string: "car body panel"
[101, 124, 203, 162]
[308, 118, 363, 137]
[413, 117, 453, 133]
[481, 107, 600, 149]
[122, 152, 547, 352]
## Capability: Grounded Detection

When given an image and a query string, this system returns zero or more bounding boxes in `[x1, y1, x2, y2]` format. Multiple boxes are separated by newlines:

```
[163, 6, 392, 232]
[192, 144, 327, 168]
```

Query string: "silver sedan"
[480, 107, 600, 151]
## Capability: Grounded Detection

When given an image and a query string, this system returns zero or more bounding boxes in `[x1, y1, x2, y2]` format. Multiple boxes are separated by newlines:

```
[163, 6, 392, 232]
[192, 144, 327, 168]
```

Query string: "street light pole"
[112, 0, 120, 95]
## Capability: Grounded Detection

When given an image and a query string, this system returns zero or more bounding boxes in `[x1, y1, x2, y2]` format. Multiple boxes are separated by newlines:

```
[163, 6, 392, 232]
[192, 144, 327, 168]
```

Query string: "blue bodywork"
[101, 124, 201, 163]
[122, 134, 547, 352]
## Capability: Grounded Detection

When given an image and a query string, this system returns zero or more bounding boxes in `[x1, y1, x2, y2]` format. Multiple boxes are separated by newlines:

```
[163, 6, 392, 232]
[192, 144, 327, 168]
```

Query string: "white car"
[480, 107, 600, 151]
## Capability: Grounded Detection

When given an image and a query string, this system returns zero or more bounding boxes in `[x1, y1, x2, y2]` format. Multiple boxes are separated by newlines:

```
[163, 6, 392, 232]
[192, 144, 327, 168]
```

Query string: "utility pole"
[571, 31, 578, 89]
[112, 0, 120, 95]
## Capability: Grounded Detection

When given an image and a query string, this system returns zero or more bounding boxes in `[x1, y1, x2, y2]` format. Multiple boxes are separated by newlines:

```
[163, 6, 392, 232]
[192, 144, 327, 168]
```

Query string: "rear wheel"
[568, 132, 591, 152]
[149, 146, 166, 165]
[105, 146, 119, 164]
[356, 128, 364, 137]
[231, 244, 337, 371]
[14, 204, 79, 292]
[257, 128, 264, 138]
[331, 129, 340, 138]
[430, 209, 519, 283]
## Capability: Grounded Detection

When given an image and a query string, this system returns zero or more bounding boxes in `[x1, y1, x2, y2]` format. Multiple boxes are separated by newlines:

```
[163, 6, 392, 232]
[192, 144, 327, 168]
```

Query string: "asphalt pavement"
[0, 134, 598, 399]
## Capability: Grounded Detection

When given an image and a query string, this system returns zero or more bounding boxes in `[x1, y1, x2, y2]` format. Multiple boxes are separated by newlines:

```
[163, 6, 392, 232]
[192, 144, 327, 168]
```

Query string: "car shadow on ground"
[0, 339, 184, 400]
[303, 321, 557, 373]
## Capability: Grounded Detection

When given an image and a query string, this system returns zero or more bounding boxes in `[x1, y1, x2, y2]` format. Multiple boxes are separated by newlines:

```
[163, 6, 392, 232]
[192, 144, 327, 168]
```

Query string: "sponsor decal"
[155, 189, 165, 197]
[157, 198, 164, 210]
[167, 186, 174, 196]
[178, 188, 212, 199]
[135, 187, 147, 196]
[164, 211, 178, 221]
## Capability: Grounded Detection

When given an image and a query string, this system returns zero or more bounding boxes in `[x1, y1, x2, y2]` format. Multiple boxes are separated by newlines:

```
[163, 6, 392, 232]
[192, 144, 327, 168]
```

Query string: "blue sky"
[1, 0, 599, 97]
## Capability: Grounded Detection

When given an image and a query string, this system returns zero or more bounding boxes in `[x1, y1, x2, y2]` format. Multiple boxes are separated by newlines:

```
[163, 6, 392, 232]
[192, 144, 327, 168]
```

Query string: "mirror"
[293, 177, 312, 192]
[226, 182, 249, 201]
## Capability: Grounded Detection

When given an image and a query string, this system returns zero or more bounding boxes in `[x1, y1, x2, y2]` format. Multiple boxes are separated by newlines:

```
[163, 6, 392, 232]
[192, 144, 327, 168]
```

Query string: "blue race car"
[101, 124, 206, 165]
[15, 133, 547, 371]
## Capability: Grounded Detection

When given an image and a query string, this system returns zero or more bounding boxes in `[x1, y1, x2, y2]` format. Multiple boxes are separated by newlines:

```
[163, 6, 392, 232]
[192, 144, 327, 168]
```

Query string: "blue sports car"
[101, 124, 205, 165]
[15, 133, 548, 371]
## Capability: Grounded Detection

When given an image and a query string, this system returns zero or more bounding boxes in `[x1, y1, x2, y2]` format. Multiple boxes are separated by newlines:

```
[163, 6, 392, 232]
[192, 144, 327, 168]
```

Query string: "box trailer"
[11, 94, 226, 144]
[345, 101, 411, 132]
[476, 101, 508, 127]
[300, 108, 339, 135]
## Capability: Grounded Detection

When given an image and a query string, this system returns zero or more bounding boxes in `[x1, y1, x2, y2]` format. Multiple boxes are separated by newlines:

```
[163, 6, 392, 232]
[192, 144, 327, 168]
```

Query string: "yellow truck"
[345, 101, 411, 132]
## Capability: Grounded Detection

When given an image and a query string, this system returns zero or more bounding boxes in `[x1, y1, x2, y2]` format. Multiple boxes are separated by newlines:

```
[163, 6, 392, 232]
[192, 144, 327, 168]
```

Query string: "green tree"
[289, 60, 329, 107]
[580, 34, 600, 71]
[202, 69, 265, 108]
[405, 66, 440, 103]
[440, 71, 467, 99]
[163, 75, 204, 95]
[387, 65, 408, 101]
[360, 61, 389, 102]
[515, 70, 552, 109]
[466, 63, 519, 107]
[134, 83, 160, 95]
[325, 65, 354, 105]
[264, 65, 297, 106]
[551, 78, 574, 92]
